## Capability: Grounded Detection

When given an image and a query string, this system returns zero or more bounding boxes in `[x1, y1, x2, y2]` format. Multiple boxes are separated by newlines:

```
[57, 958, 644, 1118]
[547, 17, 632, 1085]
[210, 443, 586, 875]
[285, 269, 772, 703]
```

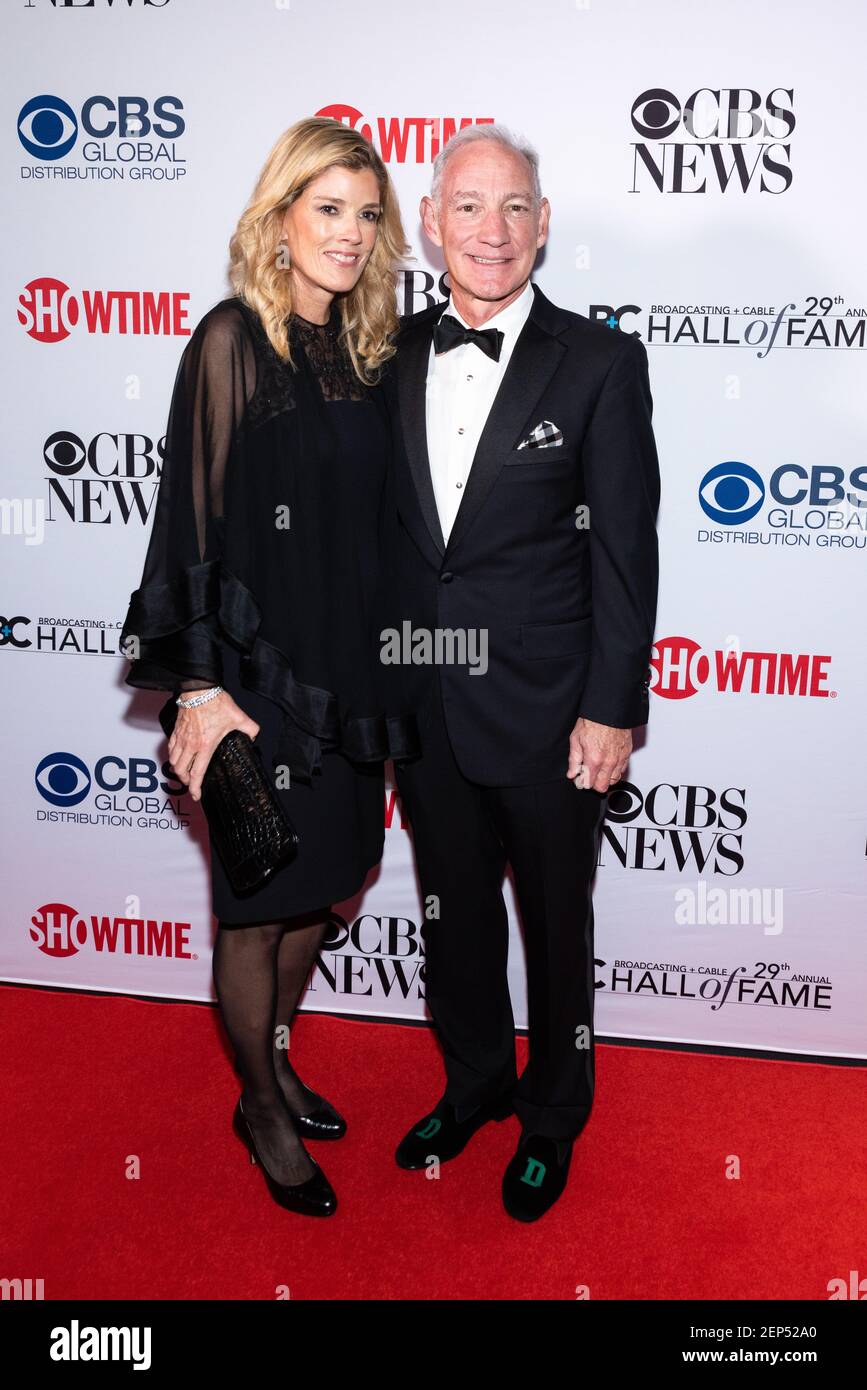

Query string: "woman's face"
[280, 165, 382, 316]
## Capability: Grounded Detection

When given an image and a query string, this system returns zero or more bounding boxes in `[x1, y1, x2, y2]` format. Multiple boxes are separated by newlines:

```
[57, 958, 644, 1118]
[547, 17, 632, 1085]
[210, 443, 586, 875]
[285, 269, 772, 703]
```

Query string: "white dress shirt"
[426, 279, 534, 542]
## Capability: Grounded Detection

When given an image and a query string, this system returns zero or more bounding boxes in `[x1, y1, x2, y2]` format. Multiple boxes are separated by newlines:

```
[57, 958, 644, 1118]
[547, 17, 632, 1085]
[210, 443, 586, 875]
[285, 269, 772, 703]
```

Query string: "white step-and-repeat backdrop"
[4, 0, 865, 1059]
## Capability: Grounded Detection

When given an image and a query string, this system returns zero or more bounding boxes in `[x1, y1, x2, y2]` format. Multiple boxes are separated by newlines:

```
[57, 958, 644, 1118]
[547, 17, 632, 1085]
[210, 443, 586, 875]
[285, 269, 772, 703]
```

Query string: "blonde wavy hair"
[228, 116, 410, 382]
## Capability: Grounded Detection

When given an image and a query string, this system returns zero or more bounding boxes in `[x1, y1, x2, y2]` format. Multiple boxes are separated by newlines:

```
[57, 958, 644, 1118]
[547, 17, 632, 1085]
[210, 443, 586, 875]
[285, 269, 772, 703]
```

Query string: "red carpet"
[3, 982, 864, 1301]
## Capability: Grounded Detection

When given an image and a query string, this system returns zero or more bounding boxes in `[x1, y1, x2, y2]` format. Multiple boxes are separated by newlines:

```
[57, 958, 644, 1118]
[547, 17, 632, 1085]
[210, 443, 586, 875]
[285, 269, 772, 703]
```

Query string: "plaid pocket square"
[516, 419, 564, 450]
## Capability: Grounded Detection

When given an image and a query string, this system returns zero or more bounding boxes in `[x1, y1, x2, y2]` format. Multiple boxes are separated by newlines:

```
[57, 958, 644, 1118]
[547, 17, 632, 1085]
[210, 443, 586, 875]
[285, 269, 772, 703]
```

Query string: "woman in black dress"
[120, 117, 418, 1217]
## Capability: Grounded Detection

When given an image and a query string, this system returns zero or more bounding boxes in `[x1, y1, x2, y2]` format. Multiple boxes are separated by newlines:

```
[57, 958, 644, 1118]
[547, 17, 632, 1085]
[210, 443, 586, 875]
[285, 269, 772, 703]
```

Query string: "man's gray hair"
[430, 122, 542, 209]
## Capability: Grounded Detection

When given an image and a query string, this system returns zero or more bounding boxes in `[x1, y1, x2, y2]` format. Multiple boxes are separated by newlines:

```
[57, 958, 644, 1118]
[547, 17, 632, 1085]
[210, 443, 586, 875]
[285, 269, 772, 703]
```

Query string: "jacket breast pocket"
[520, 616, 592, 659]
[504, 446, 573, 469]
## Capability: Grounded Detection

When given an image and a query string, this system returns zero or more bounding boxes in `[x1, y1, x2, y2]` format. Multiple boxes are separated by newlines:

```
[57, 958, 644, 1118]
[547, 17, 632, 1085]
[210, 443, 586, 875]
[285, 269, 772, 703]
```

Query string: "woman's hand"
[167, 691, 260, 802]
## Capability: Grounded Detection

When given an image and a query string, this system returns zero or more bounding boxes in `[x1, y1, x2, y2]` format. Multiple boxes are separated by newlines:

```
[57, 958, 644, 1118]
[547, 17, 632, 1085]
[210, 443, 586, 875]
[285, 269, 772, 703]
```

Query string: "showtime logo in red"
[18, 278, 191, 342]
[30, 903, 194, 959]
[650, 636, 834, 699]
[315, 104, 494, 162]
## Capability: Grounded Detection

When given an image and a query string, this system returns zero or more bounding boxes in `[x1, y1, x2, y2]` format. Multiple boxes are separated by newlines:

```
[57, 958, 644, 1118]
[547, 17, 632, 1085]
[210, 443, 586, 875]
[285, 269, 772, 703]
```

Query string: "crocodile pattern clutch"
[159, 697, 299, 894]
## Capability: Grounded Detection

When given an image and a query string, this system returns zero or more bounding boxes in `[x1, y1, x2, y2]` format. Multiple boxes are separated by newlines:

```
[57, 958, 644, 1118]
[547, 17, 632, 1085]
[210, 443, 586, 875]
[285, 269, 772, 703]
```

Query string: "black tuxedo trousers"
[395, 669, 608, 1140]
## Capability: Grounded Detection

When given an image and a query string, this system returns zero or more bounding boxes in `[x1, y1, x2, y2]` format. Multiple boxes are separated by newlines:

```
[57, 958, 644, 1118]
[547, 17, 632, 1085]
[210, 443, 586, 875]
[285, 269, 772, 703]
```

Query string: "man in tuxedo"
[384, 124, 660, 1221]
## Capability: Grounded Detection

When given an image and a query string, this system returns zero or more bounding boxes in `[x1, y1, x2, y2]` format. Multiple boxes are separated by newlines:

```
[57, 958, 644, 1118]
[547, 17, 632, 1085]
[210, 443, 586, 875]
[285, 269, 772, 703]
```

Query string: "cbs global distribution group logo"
[17, 92, 186, 179]
[697, 460, 866, 552]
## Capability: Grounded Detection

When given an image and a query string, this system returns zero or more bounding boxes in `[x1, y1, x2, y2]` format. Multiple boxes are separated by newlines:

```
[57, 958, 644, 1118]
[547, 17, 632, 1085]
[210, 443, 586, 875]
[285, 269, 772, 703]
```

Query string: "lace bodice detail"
[289, 312, 368, 402]
[241, 301, 367, 429]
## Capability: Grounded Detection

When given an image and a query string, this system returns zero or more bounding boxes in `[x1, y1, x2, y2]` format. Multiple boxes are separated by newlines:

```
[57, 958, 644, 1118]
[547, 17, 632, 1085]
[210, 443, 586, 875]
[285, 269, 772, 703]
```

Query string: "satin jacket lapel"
[396, 311, 447, 556]
[444, 309, 567, 559]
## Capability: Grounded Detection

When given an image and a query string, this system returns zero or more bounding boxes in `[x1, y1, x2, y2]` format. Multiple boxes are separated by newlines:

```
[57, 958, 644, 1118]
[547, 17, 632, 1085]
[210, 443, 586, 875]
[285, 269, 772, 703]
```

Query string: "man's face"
[421, 140, 549, 309]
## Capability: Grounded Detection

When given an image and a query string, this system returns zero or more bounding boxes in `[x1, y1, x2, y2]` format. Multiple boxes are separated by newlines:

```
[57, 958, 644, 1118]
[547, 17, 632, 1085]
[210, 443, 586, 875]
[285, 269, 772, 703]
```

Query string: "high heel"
[278, 1062, 348, 1140]
[232, 1099, 337, 1217]
[291, 1087, 347, 1141]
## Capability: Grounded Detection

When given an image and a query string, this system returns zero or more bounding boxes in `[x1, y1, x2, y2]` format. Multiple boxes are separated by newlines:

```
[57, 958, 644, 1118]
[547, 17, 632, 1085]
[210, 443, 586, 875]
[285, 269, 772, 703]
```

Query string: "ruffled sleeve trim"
[121, 561, 420, 781]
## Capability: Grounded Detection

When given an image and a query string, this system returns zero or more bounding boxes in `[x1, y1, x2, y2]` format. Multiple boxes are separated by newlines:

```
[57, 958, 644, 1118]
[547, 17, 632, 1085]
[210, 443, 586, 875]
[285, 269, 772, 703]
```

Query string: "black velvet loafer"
[502, 1132, 574, 1222]
[395, 1091, 514, 1170]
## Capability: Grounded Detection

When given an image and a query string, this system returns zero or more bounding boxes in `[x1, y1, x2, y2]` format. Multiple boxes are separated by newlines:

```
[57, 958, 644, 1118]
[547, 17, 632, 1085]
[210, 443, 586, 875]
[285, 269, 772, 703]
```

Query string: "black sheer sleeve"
[120, 301, 256, 694]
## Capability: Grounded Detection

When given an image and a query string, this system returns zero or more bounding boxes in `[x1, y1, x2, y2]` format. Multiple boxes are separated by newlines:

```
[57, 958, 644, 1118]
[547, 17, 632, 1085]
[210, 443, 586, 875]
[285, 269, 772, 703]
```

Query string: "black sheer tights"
[212, 908, 330, 1186]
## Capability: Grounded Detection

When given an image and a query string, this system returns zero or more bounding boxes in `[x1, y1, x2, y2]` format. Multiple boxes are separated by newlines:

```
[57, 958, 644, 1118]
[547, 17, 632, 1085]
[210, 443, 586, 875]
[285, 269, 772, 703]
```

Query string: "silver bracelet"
[176, 685, 224, 709]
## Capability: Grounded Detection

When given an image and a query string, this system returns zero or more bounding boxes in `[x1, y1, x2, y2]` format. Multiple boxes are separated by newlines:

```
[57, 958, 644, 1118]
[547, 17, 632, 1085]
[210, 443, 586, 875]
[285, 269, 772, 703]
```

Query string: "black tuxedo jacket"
[381, 281, 661, 787]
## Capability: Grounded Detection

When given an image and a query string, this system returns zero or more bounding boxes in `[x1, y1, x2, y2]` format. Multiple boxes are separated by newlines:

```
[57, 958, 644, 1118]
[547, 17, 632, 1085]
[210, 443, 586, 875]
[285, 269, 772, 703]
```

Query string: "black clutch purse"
[159, 695, 300, 895]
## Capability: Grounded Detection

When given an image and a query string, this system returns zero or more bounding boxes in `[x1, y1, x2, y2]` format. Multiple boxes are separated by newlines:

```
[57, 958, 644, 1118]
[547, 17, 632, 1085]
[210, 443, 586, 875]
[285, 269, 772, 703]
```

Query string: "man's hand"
[568, 716, 632, 793]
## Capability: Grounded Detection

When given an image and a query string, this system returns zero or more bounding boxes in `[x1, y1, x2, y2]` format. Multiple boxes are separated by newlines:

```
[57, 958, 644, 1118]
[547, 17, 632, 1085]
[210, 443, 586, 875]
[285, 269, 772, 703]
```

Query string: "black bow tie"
[432, 312, 504, 362]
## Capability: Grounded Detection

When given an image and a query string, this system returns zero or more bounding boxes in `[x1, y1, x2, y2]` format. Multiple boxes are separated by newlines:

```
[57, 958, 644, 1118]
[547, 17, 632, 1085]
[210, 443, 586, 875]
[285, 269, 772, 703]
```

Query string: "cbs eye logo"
[631, 89, 684, 141]
[35, 752, 91, 808]
[698, 461, 765, 525]
[18, 95, 78, 160]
